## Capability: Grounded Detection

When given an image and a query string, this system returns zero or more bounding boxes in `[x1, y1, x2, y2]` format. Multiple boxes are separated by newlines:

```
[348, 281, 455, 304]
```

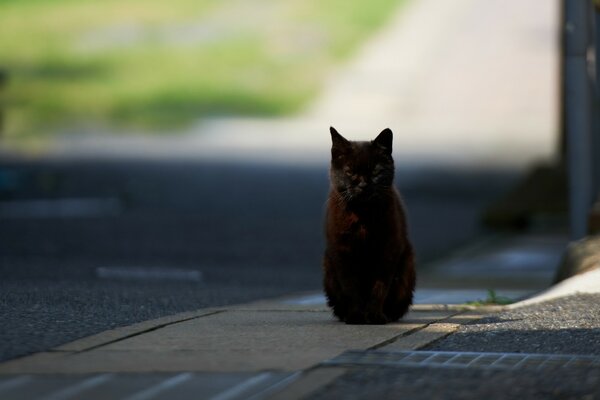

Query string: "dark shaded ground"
[311, 294, 600, 400]
[311, 364, 600, 400]
[0, 159, 518, 361]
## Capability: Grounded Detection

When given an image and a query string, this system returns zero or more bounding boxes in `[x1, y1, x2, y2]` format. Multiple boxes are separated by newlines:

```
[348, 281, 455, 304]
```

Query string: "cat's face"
[329, 127, 395, 203]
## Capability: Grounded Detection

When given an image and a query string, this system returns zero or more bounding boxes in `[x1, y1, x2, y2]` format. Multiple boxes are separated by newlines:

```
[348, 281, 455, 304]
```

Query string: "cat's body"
[323, 127, 415, 324]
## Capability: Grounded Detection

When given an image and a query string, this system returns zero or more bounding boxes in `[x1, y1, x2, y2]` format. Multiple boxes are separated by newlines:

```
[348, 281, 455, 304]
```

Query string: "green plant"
[0, 0, 406, 139]
[466, 289, 514, 306]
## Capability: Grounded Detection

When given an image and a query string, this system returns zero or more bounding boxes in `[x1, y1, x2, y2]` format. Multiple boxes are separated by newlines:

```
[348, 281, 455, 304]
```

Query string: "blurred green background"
[0, 0, 405, 140]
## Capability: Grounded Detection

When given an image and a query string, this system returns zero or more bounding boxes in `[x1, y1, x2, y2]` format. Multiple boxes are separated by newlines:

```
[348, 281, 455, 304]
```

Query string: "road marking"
[283, 294, 325, 305]
[123, 373, 193, 400]
[0, 376, 31, 394]
[0, 197, 121, 218]
[208, 373, 272, 400]
[96, 266, 203, 282]
[245, 372, 301, 400]
[44, 374, 113, 400]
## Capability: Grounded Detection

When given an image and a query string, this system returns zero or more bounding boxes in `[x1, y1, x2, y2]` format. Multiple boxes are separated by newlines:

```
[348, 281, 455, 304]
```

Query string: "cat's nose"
[358, 181, 367, 189]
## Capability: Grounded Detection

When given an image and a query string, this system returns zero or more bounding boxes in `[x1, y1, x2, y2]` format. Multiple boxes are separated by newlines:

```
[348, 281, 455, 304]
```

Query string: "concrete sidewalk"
[0, 232, 597, 399]
[0, 298, 491, 375]
[1, 264, 599, 399]
[0, 291, 497, 399]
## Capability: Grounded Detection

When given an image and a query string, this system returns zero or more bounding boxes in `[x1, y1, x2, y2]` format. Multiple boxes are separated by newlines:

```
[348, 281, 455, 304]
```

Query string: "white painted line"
[0, 197, 121, 218]
[123, 373, 193, 400]
[283, 293, 326, 305]
[208, 372, 272, 400]
[245, 372, 301, 400]
[44, 374, 113, 400]
[96, 267, 203, 282]
[0, 376, 31, 393]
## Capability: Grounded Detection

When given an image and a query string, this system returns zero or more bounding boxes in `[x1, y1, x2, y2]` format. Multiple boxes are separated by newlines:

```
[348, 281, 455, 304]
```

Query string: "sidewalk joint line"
[414, 329, 457, 351]
[71, 310, 226, 354]
[368, 311, 463, 350]
[368, 325, 425, 350]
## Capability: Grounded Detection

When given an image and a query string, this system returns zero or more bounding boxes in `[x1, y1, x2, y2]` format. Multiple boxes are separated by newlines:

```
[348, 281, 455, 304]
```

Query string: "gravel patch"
[426, 294, 600, 355]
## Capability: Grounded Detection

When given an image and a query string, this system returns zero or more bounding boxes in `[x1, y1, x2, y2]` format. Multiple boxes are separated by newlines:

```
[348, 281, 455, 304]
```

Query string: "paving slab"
[0, 297, 490, 400]
[3, 263, 598, 396]
[0, 305, 460, 374]
[54, 309, 224, 353]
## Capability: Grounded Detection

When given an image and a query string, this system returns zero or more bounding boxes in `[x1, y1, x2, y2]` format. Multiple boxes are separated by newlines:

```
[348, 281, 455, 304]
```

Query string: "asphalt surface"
[310, 294, 600, 400]
[426, 294, 600, 355]
[0, 159, 518, 362]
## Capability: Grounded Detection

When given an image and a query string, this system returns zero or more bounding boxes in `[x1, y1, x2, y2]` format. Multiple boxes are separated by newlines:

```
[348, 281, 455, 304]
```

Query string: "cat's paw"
[345, 311, 367, 325]
[365, 311, 389, 325]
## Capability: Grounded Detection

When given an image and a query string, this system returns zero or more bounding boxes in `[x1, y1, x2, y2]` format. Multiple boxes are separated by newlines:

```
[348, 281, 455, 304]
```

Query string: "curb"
[511, 266, 600, 308]
[553, 235, 600, 283]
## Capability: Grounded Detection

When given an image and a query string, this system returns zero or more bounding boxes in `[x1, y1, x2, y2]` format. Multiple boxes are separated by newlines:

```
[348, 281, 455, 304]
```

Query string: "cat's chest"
[342, 212, 371, 241]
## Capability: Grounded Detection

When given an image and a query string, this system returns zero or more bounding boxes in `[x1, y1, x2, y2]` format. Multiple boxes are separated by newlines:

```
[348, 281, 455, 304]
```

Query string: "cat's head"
[329, 127, 395, 203]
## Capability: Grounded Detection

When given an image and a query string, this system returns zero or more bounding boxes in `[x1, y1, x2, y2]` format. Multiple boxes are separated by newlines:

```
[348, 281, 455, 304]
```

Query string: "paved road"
[0, 158, 518, 362]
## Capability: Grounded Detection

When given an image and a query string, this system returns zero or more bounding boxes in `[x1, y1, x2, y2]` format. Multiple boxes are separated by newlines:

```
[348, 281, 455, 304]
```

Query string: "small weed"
[466, 289, 514, 306]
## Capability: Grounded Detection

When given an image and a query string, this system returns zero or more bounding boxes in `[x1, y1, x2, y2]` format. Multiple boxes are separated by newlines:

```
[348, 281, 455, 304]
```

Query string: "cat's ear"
[373, 128, 393, 154]
[330, 126, 350, 152]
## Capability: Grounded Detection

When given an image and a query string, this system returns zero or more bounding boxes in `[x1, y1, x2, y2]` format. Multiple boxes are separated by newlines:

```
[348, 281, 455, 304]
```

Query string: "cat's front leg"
[344, 298, 368, 324]
[341, 278, 369, 324]
[364, 280, 390, 324]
